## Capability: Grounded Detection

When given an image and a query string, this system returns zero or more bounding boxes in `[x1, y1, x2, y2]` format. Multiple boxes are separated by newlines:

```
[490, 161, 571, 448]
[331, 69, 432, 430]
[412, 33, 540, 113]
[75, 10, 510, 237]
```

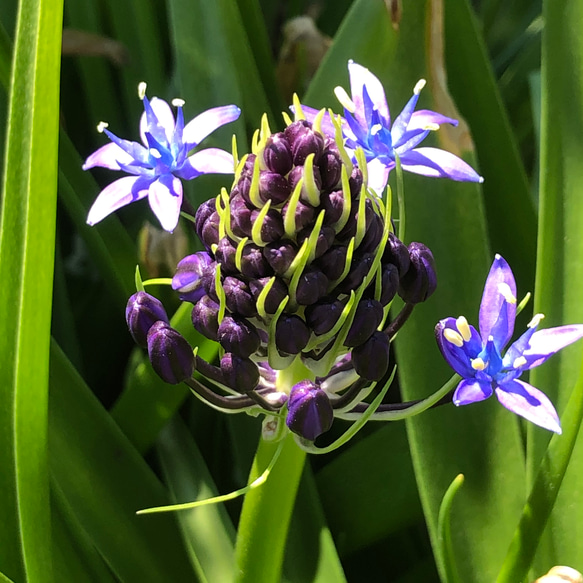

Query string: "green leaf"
[49, 340, 198, 582]
[0, 0, 63, 579]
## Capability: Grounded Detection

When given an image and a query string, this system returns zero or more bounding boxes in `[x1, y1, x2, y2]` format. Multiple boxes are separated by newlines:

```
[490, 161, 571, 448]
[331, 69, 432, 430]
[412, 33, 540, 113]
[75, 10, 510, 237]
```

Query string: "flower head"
[84, 83, 241, 232]
[299, 61, 483, 195]
[435, 255, 583, 433]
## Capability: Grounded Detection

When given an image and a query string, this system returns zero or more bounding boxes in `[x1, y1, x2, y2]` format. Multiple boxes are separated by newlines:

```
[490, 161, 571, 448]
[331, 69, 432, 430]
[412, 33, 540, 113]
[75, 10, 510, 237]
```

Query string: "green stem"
[234, 358, 312, 583]
[235, 434, 306, 583]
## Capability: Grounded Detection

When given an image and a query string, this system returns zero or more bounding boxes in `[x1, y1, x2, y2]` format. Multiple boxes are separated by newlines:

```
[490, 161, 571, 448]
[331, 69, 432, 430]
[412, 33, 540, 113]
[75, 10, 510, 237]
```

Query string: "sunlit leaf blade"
[445, 0, 536, 290]
[156, 418, 236, 583]
[0, 0, 63, 579]
[49, 340, 198, 582]
[527, 0, 583, 571]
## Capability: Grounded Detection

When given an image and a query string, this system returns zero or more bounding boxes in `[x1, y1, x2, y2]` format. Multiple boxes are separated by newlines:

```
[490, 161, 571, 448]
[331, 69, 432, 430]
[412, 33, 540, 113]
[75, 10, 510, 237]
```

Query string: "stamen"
[97, 121, 109, 133]
[149, 148, 162, 159]
[413, 79, 426, 95]
[172, 98, 185, 108]
[334, 86, 356, 113]
[513, 356, 527, 369]
[370, 123, 383, 136]
[471, 358, 486, 371]
[423, 123, 440, 131]
[528, 313, 545, 328]
[138, 82, 147, 100]
[497, 282, 517, 304]
[444, 329, 464, 347]
[455, 316, 471, 342]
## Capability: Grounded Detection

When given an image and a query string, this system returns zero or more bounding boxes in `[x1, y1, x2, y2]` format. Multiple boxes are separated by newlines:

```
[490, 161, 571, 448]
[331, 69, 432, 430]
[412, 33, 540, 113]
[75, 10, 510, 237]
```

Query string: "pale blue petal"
[347, 60, 390, 128]
[82, 142, 134, 171]
[182, 105, 241, 150]
[495, 379, 561, 433]
[86, 175, 151, 225]
[520, 325, 583, 369]
[140, 96, 175, 147]
[408, 110, 458, 131]
[148, 174, 183, 232]
[176, 148, 235, 180]
[366, 158, 392, 196]
[453, 378, 493, 405]
[399, 147, 484, 182]
[391, 90, 421, 144]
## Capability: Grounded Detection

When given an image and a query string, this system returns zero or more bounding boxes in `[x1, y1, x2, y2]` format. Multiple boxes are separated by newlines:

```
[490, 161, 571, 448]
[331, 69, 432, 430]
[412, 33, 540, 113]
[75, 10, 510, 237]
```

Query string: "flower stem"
[234, 358, 312, 583]
[234, 434, 306, 583]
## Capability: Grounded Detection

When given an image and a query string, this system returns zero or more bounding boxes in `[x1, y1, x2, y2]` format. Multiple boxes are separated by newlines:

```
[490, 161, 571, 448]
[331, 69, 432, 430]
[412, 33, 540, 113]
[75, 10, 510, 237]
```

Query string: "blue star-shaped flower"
[435, 254, 583, 433]
[299, 60, 483, 195]
[84, 83, 240, 232]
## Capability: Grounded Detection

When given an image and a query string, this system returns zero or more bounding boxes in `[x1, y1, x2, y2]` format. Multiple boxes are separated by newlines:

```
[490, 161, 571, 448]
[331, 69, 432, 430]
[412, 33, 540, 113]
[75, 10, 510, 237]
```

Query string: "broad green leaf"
[156, 417, 236, 583]
[0, 0, 63, 579]
[49, 340, 198, 582]
[527, 0, 583, 571]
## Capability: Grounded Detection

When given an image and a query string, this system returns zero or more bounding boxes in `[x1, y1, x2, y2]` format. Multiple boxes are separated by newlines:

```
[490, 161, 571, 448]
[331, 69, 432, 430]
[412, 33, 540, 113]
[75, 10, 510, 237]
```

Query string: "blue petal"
[519, 324, 583, 370]
[453, 378, 493, 405]
[182, 104, 241, 151]
[435, 318, 476, 378]
[398, 147, 484, 183]
[148, 174, 183, 232]
[390, 88, 422, 144]
[495, 379, 561, 433]
[347, 60, 390, 128]
[140, 95, 175, 148]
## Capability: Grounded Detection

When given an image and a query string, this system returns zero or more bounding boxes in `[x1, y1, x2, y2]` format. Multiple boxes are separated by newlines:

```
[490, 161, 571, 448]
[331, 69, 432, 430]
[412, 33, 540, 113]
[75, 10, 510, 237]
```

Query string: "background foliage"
[1, 0, 582, 581]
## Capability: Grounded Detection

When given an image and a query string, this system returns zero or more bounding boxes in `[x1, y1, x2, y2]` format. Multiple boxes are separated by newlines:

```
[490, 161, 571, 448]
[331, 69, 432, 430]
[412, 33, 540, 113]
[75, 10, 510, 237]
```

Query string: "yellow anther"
[497, 282, 517, 304]
[456, 316, 472, 342]
[334, 86, 356, 113]
[172, 98, 185, 107]
[371, 123, 383, 136]
[138, 82, 147, 100]
[513, 356, 527, 369]
[471, 358, 486, 371]
[528, 313, 545, 328]
[97, 122, 109, 133]
[423, 123, 440, 131]
[444, 329, 464, 347]
[413, 79, 426, 95]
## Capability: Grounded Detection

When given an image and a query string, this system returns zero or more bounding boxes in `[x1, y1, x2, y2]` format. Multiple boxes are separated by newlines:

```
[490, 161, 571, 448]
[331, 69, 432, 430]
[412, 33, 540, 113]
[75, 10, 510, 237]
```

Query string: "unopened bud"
[147, 321, 194, 384]
[276, 314, 310, 354]
[172, 252, 213, 303]
[305, 299, 344, 335]
[191, 295, 220, 341]
[286, 380, 333, 441]
[220, 353, 260, 392]
[296, 267, 329, 306]
[223, 276, 257, 317]
[262, 133, 293, 175]
[345, 299, 384, 347]
[217, 315, 261, 358]
[126, 291, 169, 347]
[398, 242, 437, 304]
[352, 331, 390, 380]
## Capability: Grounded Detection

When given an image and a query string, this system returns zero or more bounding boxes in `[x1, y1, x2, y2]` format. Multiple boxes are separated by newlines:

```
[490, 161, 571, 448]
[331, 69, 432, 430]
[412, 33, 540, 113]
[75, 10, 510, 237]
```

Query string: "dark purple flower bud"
[286, 380, 333, 441]
[249, 277, 288, 314]
[263, 240, 298, 275]
[191, 295, 220, 340]
[345, 299, 384, 347]
[288, 164, 322, 198]
[230, 193, 254, 237]
[126, 291, 169, 347]
[320, 190, 345, 226]
[195, 199, 216, 242]
[296, 267, 329, 306]
[215, 237, 238, 274]
[200, 261, 219, 302]
[352, 331, 390, 381]
[358, 202, 383, 254]
[349, 166, 363, 197]
[240, 243, 272, 278]
[316, 246, 347, 281]
[237, 175, 252, 205]
[200, 211, 221, 249]
[337, 203, 358, 241]
[172, 252, 213, 303]
[259, 172, 291, 205]
[297, 225, 335, 259]
[240, 153, 257, 178]
[217, 315, 261, 358]
[250, 207, 284, 243]
[281, 198, 316, 232]
[383, 233, 411, 277]
[276, 315, 310, 354]
[284, 120, 325, 165]
[398, 243, 437, 304]
[147, 321, 194, 384]
[263, 133, 293, 175]
[318, 147, 342, 191]
[305, 299, 344, 335]
[220, 353, 260, 392]
[364, 262, 399, 306]
[223, 276, 257, 317]
[336, 253, 374, 294]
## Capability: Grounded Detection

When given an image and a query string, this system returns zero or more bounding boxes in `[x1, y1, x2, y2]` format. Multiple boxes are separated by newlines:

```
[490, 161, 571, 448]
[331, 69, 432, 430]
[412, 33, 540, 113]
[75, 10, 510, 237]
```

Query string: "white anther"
[498, 282, 517, 304]
[149, 148, 162, 159]
[97, 121, 109, 133]
[456, 316, 472, 342]
[528, 313, 545, 328]
[172, 98, 185, 107]
[371, 123, 383, 136]
[471, 358, 486, 371]
[444, 328, 464, 347]
[334, 86, 356, 113]
[138, 82, 147, 100]
[513, 356, 527, 369]
[414, 79, 426, 95]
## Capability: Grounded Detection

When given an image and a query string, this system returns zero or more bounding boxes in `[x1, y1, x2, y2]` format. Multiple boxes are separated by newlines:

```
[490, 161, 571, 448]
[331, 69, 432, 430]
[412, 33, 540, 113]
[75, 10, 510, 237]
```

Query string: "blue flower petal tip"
[84, 83, 241, 232]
